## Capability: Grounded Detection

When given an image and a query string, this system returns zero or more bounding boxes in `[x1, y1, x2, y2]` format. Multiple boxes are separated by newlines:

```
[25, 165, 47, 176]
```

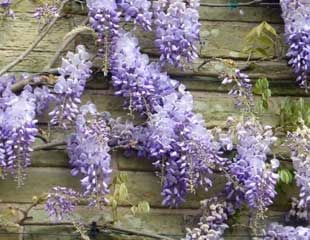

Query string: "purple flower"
[221, 69, 254, 110]
[68, 104, 112, 206]
[0, 80, 38, 186]
[45, 187, 80, 222]
[118, 0, 152, 31]
[153, 0, 201, 67]
[184, 197, 235, 240]
[287, 125, 310, 222]
[280, 0, 310, 91]
[224, 118, 278, 212]
[111, 31, 221, 207]
[34, 3, 58, 21]
[265, 222, 310, 240]
[49, 45, 92, 128]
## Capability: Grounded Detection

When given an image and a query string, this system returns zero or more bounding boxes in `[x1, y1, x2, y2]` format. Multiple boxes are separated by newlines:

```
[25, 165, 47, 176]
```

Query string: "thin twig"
[44, 17, 89, 70]
[0, 0, 71, 76]
[33, 141, 66, 151]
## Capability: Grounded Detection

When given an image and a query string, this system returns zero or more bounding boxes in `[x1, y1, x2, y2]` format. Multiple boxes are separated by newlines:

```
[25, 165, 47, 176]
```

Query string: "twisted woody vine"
[0, 0, 309, 239]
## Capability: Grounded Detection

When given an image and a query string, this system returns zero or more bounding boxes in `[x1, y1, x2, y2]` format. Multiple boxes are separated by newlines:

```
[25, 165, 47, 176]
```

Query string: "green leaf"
[137, 201, 150, 214]
[278, 169, 293, 184]
[263, 21, 277, 36]
[118, 183, 128, 201]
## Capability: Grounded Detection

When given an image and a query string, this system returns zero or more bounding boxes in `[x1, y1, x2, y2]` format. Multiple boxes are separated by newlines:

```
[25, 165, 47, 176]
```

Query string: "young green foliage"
[243, 21, 282, 60]
[279, 98, 310, 132]
[253, 77, 272, 112]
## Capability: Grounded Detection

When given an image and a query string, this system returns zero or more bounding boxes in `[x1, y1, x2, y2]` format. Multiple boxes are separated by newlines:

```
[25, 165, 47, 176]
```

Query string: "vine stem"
[33, 141, 66, 151]
[44, 17, 89, 70]
[0, 0, 71, 76]
[10, 68, 58, 93]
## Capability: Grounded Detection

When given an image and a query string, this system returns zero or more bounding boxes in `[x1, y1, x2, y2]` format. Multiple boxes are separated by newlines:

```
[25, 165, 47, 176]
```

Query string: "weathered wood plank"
[0, 168, 224, 208]
[0, 167, 298, 210]
[0, 202, 291, 240]
[34, 89, 310, 128]
[0, 14, 284, 62]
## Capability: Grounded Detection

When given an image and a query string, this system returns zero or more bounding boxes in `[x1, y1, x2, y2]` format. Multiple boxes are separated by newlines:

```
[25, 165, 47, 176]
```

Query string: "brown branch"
[0, 0, 71, 76]
[10, 68, 58, 93]
[33, 141, 66, 151]
[44, 17, 89, 70]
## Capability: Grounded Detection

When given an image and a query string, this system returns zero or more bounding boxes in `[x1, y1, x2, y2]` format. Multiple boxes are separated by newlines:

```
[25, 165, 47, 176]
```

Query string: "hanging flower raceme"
[221, 69, 254, 110]
[112, 31, 221, 207]
[183, 197, 235, 240]
[280, 0, 310, 91]
[49, 45, 92, 128]
[67, 102, 140, 206]
[45, 186, 80, 222]
[118, 0, 153, 31]
[0, 76, 38, 186]
[111, 32, 172, 114]
[287, 124, 310, 222]
[67, 103, 112, 206]
[153, 0, 201, 67]
[221, 117, 279, 213]
[265, 222, 310, 240]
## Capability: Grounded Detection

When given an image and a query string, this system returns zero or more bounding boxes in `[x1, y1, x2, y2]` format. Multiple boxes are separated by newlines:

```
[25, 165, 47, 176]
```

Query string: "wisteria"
[265, 223, 310, 240]
[1, 1, 309, 239]
[184, 197, 235, 240]
[223, 117, 279, 214]
[34, 3, 58, 22]
[221, 69, 254, 110]
[153, 0, 201, 67]
[118, 0, 152, 31]
[45, 186, 80, 221]
[280, 0, 310, 91]
[287, 124, 310, 222]
[67, 103, 112, 206]
[68, 103, 140, 206]
[0, 76, 38, 186]
[112, 31, 221, 206]
[49, 45, 92, 128]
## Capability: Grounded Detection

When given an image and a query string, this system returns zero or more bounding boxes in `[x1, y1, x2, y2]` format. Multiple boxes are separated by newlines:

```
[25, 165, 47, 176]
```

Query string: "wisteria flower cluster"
[118, 0, 152, 31]
[68, 103, 140, 206]
[45, 186, 80, 221]
[0, 76, 38, 186]
[280, 0, 310, 91]
[221, 69, 254, 110]
[265, 222, 310, 240]
[184, 197, 235, 240]
[222, 117, 279, 214]
[34, 3, 58, 23]
[111, 31, 221, 206]
[49, 45, 92, 128]
[67, 103, 113, 206]
[287, 124, 310, 222]
[153, 0, 201, 67]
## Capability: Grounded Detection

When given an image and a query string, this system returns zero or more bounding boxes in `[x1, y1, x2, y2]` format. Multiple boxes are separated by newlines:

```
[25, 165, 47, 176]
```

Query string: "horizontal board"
[13, 0, 283, 23]
[0, 168, 226, 208]
[0, 203, 289, 240]
[0, 167, 299, 211]
[36, 89, 310, 128]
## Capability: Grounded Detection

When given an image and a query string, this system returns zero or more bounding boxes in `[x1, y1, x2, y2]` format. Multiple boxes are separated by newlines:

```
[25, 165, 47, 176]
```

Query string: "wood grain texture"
[0, 1, 306, 239]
